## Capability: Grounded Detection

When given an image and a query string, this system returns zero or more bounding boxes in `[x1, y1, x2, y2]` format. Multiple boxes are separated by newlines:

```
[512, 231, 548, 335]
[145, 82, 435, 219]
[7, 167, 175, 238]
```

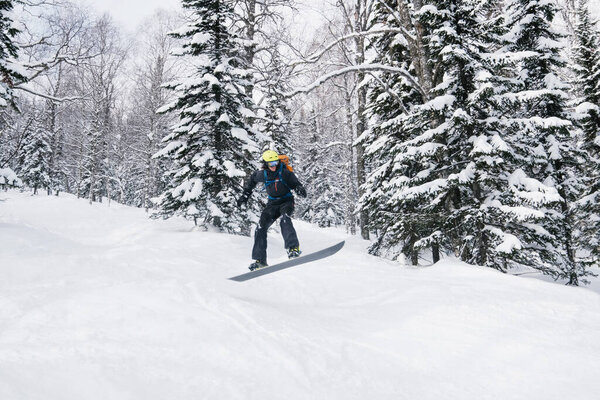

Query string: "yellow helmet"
[262, 150, 279, 162]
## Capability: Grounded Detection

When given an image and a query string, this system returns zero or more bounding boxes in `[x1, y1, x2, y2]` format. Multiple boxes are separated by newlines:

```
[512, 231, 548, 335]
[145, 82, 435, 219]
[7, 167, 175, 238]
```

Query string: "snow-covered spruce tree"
[0, 0, 26, 190]
[155, 0, 260, 234]
[571, 0, 600, 148]
[500, 0, 591, 283]
[360, 0, 424, 264]
[571, 0, 600, 275]
[363, 0, 521, 268]
[572, 0, 600, 117]
[18, 114, 52, 194]
[0, 0, 25, 112]
[0, 110, 25, 189]
[411, 0, 520, 269]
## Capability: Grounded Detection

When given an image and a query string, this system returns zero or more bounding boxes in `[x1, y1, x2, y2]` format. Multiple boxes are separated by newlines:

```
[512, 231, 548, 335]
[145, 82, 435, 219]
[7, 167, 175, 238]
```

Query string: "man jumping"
[237, 150, 307, 270]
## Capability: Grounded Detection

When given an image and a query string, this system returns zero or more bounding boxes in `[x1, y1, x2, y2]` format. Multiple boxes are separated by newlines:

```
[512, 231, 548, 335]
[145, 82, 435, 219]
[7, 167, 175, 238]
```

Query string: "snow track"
[1, 191, 599, 400]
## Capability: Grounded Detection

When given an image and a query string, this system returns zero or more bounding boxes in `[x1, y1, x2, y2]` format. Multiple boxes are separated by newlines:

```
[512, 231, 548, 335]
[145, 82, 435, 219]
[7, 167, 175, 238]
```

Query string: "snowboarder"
[237, 150, 307, 270]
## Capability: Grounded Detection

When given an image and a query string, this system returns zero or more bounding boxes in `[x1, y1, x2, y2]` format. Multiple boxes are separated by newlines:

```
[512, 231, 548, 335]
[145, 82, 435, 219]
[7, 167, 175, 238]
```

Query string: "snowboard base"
[229, 241, 345, 282]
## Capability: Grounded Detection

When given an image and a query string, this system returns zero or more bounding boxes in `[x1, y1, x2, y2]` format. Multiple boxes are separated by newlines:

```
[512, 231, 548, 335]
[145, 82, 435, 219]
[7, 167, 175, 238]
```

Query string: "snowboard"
[229, 241, 345, 282]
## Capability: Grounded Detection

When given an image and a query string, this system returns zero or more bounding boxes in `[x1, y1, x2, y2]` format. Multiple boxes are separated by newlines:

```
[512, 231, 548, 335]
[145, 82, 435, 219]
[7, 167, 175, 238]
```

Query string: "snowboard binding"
[287, 247, 301, 259]
[249, 260, 268, 271]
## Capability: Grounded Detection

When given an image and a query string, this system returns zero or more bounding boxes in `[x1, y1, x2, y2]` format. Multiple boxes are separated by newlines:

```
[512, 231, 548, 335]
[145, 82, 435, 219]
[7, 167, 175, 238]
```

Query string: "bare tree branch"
[14, 85, 86, 102]
[288, 28, 410, 68]
[283, 63, 426, 98]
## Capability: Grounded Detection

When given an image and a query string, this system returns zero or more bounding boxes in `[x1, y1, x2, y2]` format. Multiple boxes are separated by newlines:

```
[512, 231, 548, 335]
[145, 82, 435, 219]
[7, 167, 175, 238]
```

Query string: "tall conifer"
[155, 0, 260, 234]
[571, 0, 600, 278]
[500, 0, 589, 282]
[18, 116, 52, 194]
[360, 0, 426, 263]
[0, 0, 25, 111]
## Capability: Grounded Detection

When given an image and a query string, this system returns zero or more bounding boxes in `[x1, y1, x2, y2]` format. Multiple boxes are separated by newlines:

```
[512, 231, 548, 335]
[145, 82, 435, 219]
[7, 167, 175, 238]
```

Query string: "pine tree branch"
[0, 117, 35, 168]
[366, 71, 409, 114]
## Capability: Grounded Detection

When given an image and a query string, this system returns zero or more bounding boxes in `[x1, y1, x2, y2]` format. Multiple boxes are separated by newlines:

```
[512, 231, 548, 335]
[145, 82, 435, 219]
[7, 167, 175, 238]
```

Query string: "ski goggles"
[267, 160, 279, 167]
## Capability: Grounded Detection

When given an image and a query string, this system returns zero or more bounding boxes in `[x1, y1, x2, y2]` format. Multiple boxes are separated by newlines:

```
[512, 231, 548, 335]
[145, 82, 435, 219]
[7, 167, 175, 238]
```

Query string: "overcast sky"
[77, 0, 182, 32]
[78, 0, 598, 34]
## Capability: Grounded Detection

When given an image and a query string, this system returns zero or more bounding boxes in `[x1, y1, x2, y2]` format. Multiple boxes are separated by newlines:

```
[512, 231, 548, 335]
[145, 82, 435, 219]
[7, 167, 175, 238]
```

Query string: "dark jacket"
[242, 163, 303, 203]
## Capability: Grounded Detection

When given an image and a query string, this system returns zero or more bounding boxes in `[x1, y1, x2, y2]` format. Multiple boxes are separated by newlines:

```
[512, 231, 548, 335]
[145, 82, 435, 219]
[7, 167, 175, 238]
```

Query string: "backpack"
[263, 163, 293, 200]
[278, 154, 293, 172]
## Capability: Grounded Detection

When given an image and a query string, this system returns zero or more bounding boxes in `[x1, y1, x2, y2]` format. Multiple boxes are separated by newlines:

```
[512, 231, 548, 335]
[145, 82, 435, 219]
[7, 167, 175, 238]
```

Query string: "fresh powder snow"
[0, 191, 599, 400]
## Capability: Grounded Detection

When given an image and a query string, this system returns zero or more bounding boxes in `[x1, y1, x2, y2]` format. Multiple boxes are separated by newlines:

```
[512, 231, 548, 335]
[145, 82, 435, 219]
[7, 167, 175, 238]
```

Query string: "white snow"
[0, 191, 599, 400]
[179, 178, 203, 202]
[508, 169, 563, 205]
[494, 232, 523, 254]
[0, 168, 21, 187]
[230, 127, 249, 141]
[575, 102, 600, 115]
[222, 160, 246, 178]
[470, 135, 494, 155]
[422, 94, 456, 111]
[192, 32, 211, 45]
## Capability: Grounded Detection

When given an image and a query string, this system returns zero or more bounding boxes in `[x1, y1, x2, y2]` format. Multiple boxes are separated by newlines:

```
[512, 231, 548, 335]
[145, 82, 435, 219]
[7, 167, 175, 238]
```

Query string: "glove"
[296, 184, 307, 198]
[237, 194, 248, 207]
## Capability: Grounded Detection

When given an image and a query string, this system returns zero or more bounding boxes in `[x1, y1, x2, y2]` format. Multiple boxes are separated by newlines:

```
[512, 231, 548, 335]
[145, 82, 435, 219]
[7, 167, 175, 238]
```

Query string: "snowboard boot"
[249, 260, 268, 271]
[287, 246, 302, 259]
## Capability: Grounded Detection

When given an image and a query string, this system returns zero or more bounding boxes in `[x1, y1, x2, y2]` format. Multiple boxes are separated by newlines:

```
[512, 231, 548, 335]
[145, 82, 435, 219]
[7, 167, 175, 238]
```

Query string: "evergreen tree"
[404, 0, 516, 269]
[18, 115, 52, 194]
[0, 0, 25, 111]
[571, 0, 600, 277]
[500, 0, 590, 283]
[572, 0, 600, 112]
[363, 0, 515, 268]
[360, 0, 424, 263]
[155, 0, 260, 234]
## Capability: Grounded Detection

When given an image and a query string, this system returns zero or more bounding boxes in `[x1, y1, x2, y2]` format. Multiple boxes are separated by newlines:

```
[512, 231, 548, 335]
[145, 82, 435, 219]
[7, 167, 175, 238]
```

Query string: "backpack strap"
[263, 164, 292, 200]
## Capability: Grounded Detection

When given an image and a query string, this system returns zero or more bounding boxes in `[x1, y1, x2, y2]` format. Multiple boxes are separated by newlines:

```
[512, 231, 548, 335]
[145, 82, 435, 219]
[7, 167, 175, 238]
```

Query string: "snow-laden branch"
[325, 141, 347, 149]
[18, 35, 52, 49]
[282, 63, 425, 99]
[288, 28, 412, 68]
[14, 85, 85, 102]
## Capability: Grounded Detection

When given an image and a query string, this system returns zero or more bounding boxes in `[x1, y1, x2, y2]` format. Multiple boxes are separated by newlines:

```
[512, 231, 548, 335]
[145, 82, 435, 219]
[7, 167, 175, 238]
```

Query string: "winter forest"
[1, 0, 600, 285]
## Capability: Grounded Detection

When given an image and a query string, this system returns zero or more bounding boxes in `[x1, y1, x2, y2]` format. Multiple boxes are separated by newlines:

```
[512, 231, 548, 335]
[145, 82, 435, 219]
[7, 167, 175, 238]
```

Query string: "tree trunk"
[432, 243, 440, 263]
[410, 232, 419, 266]
[243, 0, 256, 97]
[356, 86, 369, 240]
[343, 79, 358, 236]
[354, 0, 369, 240]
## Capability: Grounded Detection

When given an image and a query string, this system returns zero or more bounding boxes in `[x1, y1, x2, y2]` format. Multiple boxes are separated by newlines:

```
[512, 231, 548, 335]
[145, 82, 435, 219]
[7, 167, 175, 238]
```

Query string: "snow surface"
[1, 191, 600, 400]
[0, 168, 21, 187]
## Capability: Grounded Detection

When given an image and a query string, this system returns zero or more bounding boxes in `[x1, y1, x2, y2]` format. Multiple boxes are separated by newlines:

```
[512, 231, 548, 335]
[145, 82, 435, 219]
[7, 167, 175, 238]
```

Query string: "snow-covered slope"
[1, 191, 599, 400]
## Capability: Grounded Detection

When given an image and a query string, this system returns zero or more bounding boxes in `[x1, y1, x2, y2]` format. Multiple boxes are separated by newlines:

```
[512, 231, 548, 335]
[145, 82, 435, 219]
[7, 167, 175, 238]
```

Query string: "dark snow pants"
[252, 198, 299, 263]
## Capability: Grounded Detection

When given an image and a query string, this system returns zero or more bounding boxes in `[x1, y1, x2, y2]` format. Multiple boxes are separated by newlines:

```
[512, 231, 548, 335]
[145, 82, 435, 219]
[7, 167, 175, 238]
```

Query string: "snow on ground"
[1, 190, 599, 400]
